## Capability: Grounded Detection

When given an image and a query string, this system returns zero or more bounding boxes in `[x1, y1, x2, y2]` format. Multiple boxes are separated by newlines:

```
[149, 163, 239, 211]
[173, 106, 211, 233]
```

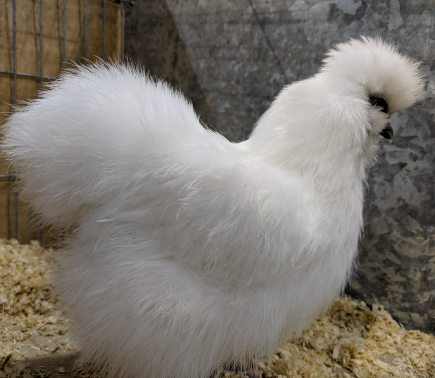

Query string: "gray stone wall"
[125, 0, 435, 333]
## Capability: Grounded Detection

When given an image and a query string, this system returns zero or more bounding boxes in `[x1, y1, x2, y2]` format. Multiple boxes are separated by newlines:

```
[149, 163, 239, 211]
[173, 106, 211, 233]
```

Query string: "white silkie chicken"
[2, 38, 423, 378]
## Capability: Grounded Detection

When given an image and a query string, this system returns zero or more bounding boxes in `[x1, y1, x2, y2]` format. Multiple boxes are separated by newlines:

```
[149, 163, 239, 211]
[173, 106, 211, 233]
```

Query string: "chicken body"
[2, 38, 423, 378]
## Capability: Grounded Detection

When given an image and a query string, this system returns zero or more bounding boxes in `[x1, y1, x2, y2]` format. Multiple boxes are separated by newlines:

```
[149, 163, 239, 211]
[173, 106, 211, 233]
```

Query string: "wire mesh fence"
[0, 0, 124, 244]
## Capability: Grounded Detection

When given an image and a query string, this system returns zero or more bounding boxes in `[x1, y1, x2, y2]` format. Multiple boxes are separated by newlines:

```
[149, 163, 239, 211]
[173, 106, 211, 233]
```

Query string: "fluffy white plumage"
[2, 38, 423, 378]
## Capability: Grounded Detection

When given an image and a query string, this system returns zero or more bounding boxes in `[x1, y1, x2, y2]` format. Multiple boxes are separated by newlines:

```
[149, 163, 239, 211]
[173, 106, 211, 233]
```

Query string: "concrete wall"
[125, 0, 435, 334]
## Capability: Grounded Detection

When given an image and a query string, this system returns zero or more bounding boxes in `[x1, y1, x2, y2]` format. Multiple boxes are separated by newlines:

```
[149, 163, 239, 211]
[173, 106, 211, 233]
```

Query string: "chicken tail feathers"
[1, 62, 206, 229]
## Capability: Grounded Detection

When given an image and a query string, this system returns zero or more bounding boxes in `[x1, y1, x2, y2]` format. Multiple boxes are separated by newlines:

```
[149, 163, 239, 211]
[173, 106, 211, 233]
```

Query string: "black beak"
[380, 124, 394, 142]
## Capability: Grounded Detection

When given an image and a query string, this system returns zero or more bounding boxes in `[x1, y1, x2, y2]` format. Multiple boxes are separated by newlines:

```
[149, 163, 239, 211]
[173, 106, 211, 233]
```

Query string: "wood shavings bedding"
[1, 240, 434, 378]
[0, 239, 79, 378]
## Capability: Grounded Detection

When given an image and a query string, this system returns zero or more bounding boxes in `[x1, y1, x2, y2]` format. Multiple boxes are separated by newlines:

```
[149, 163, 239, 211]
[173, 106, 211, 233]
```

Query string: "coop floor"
[1, 239, 435, 378]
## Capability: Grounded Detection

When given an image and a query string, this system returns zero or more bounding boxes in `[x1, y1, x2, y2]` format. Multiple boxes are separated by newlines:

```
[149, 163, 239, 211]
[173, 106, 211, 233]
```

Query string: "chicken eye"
[369, 95, 389, 113]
